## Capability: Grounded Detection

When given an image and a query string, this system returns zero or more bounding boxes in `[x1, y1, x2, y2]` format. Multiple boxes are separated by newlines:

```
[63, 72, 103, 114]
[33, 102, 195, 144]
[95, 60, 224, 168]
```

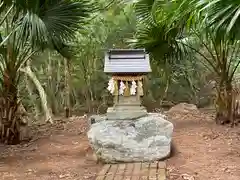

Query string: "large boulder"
[87, 113, 173, 163]
[168, 103, 199, 114]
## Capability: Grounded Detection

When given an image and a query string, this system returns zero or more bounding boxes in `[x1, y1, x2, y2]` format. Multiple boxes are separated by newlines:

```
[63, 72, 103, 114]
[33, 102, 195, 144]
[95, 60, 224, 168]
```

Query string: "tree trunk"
[20, 66, 53, 124]
[0, 69, 20, 144]
[215, 77, 233, 125]
[47, 51, 59, 115]
[64, 58, 71, 118]
[160, 76, 170, 105]
[25, 75, 41, 117]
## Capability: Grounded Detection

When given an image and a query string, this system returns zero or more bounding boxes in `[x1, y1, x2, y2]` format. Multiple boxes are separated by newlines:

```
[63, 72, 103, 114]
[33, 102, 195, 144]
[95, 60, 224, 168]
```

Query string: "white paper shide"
[130, 80, 137, 95]
[107, 77, 115, 94]
[119, 81, 126, 95]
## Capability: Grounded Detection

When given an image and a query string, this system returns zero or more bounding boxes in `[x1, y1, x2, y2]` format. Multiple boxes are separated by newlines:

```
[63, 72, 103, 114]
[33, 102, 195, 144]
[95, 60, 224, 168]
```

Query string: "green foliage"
[133, 0, 240, 124]
[13, 0, 240, 127]
[20, 0, 214, 117]
[19, 0, 137, 115]
[0, 0, 94, 144]
[133, 0, 208, 107]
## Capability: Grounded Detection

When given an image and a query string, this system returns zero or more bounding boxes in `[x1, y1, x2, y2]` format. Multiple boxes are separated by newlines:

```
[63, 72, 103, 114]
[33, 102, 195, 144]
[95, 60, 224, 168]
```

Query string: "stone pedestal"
[87, 113, 173, 163]
[106, 96, 147, 120]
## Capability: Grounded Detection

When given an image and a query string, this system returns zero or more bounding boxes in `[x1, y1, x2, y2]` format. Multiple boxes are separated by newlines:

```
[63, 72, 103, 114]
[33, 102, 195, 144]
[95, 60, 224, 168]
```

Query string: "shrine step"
[106, 106, 147, 120]
[107, 106, 147, 111]
[95, 161, 166, 180]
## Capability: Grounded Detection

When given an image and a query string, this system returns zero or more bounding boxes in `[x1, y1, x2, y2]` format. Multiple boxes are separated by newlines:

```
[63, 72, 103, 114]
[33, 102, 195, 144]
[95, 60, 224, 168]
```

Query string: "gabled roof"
[104, 49, 152, 74]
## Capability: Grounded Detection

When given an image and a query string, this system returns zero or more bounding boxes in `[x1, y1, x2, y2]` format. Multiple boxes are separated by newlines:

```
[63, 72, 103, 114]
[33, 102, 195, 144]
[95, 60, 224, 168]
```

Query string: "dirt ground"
[167, 109, 240, 180]
[0, 116, 102, 180]
[0, 109, 239, 180]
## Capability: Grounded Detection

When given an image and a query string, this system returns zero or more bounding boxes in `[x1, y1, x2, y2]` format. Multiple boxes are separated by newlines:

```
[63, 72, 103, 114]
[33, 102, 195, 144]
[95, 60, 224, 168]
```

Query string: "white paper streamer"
[107, 78, 115, 94]
[130, 80, 137, 95]
[119, 81, 126, 95]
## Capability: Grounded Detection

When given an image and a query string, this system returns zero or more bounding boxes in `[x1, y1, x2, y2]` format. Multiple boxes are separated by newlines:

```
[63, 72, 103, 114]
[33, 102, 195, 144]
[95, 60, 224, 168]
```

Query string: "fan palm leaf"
[174, 0, 240, 37]
[1, 0, 95, 57]
[0, 0, 95, 144]
[18, 0, 94, 56]
[134, 0, 191, 65]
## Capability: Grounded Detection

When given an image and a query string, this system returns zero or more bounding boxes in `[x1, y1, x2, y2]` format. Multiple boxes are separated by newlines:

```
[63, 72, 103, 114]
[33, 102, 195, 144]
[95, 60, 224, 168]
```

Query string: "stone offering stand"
[87, 49, 173, 179]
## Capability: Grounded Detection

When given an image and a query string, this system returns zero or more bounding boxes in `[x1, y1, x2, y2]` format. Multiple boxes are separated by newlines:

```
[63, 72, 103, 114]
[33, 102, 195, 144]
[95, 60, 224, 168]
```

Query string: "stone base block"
[106, 105, 147, 120]
[87, 113, 174, 163]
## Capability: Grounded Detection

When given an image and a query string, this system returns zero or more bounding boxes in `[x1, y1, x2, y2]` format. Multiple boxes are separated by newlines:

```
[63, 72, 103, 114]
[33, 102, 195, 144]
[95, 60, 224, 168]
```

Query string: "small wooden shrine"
[104, 49, 151, 120]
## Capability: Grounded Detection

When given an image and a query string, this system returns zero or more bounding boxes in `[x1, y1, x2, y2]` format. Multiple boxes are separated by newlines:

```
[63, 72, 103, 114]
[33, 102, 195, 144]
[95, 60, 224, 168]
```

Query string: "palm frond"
[134, 21, 189, 66]
[178, 0, 240, 37]
[16, 0, 95, 56]
[134, 0, 155, 23]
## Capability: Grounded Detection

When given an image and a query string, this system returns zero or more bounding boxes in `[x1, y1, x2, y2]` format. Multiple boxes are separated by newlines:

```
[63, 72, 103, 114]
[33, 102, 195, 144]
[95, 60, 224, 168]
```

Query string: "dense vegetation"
[1, 0, 240, 144]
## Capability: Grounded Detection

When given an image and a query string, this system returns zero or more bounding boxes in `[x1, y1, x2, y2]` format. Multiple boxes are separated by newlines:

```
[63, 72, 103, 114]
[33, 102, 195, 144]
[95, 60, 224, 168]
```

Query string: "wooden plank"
[114, 164, 126, 180]
[140, 162, 149, 180]
[105, 164, 118, 180]
[98, 164, 111, 176]
[124, 163, 134, 180]
[157, 168, 166, 180]
[157, 161, 166, 169]
[96, 161, 166, 180]
[96, 176, 106, 180]
[96, 164, 111, 180]
[157, 161, 167, 180]
[148, 161, 158, 180]
[131, 163, 141, 180]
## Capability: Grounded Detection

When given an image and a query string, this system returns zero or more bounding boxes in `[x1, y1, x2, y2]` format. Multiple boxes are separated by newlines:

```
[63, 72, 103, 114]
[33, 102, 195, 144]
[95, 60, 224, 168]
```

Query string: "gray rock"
[168, 103, 199, 114]
[88, 115, 106, 125]
[87, 113, 173, 163]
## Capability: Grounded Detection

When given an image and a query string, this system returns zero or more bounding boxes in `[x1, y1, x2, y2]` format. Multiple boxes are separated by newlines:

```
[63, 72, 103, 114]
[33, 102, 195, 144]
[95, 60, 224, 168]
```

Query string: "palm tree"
[134, 0, 240, 125]
[180, 0, 240, 37]
[0, 0, 94, 144]
[133, 0, 195, 105]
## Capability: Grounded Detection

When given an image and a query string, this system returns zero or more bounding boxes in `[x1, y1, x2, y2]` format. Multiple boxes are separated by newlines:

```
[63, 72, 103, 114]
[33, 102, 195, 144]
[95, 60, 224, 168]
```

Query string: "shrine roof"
[104, 49, 152, 74]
